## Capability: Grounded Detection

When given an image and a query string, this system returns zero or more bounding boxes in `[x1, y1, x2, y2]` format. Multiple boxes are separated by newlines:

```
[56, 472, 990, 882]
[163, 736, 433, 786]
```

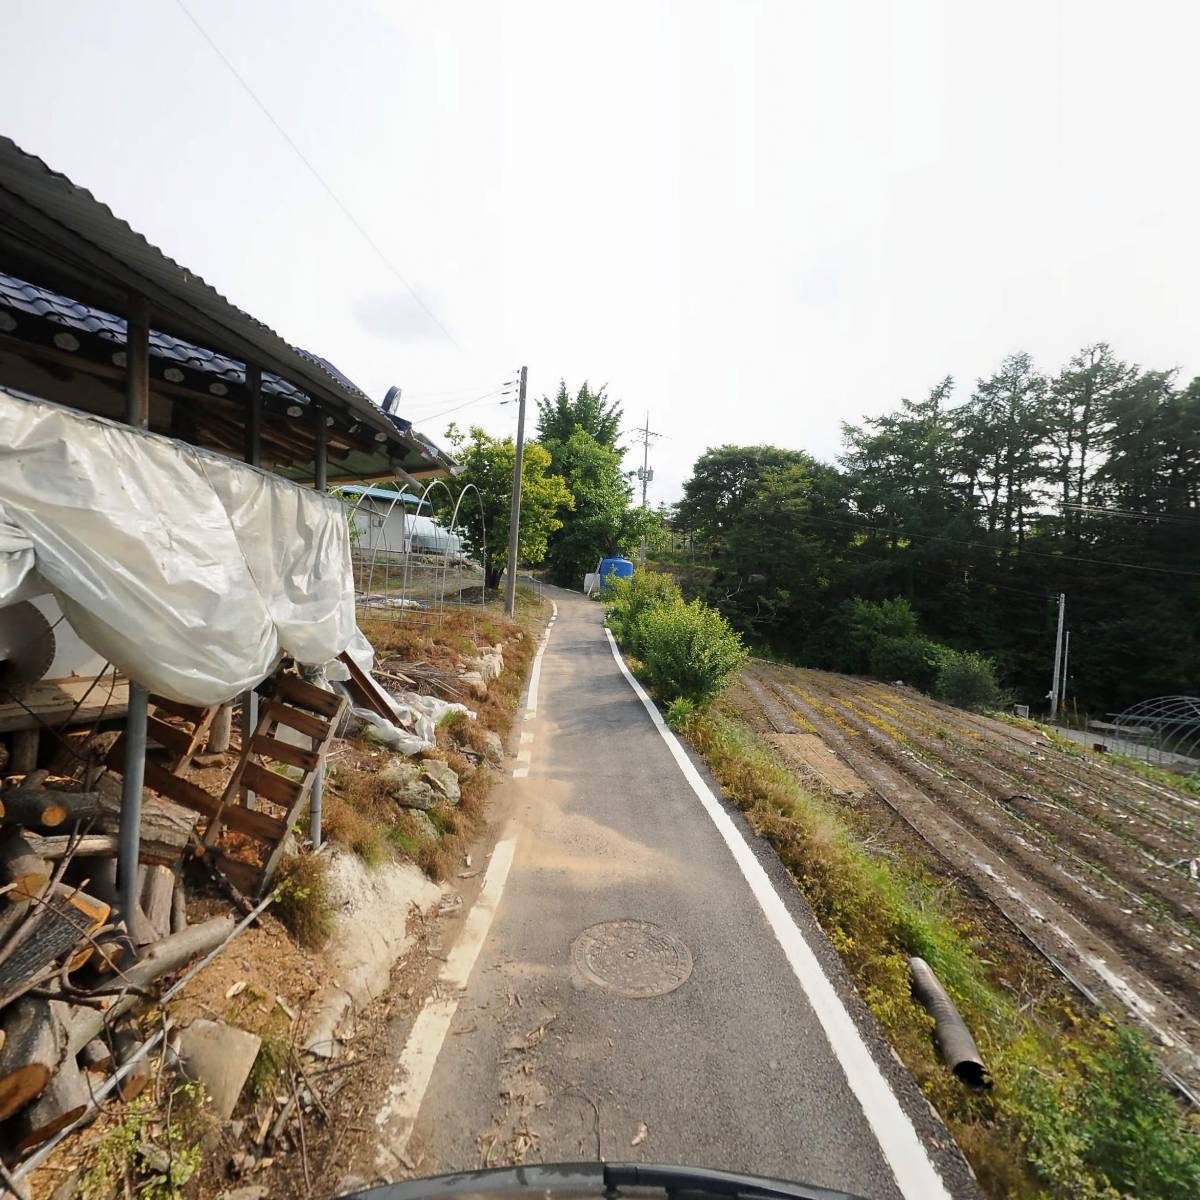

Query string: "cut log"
[79, 1037, 113, 1075]
[140, 864, 175, 942]
[0, 772, 103, 829]
[68, 915, 236, 1051]
[16, 1053, 90, 1150]
[23, 832, 120, 860]
[171, 878, 188, 934]
[0, 886, 111, 1008]
[10, 728, 38, 774]
[111, 1021, 151, 1102]
[0, 828, 50, 901]
[206, 703, 234, 754]
[0, 997, 70, 1120]
[79, 787, 199, 867]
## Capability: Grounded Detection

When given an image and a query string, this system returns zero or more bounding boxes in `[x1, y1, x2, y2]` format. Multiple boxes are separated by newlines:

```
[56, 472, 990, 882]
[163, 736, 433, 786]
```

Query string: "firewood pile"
[0, 759, 249, 1175]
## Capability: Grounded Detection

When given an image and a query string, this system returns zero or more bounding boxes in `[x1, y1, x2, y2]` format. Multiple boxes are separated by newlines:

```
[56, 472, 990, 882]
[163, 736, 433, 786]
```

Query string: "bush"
[933, 648, 1000, 710]
[604, 569, 682, 657]
[837, 596, 922, 673]
[637, 597, 747, 704]
[868, 634, 943, 690]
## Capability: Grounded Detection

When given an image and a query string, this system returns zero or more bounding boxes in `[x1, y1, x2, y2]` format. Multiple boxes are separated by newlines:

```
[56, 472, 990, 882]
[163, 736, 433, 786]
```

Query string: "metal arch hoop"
[448, 482, 487, 609]
[1112, 695, 1200, 767]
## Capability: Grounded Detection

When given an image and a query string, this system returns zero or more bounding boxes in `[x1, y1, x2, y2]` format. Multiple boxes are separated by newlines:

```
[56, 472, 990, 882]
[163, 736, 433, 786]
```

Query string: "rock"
[475, 648, 504, 683]
[482, 731, 504, 764]
[220, 1187, 269, 1200]
[395, 779, 438, 811]
[173, 1020, 261, 1121]
[421, 760, 460, 805]
[378, 762, 420, 795]
[410, 811, 438, 840]
[458, 670, 487, 698]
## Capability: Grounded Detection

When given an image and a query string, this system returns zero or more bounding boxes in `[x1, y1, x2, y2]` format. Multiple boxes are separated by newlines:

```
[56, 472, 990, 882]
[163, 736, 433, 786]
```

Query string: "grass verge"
[681, 700, 1200, 1199]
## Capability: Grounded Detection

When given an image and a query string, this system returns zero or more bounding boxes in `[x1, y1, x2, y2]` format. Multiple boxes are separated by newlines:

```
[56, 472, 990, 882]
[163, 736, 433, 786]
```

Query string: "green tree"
[958, 353, 1050, 544]
[677, 445, 812, 549]
[536, 381, 623, 455]
[439, 424, 573, 589]
[543, 428, 648, 586]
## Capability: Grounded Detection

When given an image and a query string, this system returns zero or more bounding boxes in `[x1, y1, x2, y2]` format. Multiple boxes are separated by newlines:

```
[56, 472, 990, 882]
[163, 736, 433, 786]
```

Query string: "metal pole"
[308, 416, 329, 848]
[118, 293, 151, 924]
[310, 760, 324, 850]
[1061, 630, 1070, 717]
[242, 363, 262, 809]
[503, 365, 528, 617]
[1049, 592, 1065, 720]
[118, 683, 148, 923]
[639, 411, 650, 564]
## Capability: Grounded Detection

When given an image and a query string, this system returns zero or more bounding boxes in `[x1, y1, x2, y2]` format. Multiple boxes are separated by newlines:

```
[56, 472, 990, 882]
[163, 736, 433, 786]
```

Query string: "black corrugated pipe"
[909, 956, 989, 1087]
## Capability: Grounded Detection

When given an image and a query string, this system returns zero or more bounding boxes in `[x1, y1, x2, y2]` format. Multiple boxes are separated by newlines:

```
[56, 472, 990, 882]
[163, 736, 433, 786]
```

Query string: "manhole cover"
[570, 920, 693, 998]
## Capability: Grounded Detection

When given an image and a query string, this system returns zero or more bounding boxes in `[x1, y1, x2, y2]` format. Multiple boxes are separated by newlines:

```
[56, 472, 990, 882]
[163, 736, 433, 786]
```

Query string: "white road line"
[604, 628, 952, 1200]
[516, 748, 532, 763]
[520, 731, 534, 744]
[524, 600, 557, 717]
[511, 767, 529, 778]
[374, 836, 518, 1172]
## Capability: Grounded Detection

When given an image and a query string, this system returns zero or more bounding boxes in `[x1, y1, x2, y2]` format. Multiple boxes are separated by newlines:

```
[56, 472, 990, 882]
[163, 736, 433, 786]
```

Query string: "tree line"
[674, 345, 1200, 714]
[439, 381, 653, 591]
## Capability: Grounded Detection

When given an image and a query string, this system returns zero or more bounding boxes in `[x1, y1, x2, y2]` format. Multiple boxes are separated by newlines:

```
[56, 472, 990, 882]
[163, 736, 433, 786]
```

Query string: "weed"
[80, 1082, 203, 1200]
[666, 696, 696, 731]
[272, 853, 334, 949]
[246, 1034, 291, 1100]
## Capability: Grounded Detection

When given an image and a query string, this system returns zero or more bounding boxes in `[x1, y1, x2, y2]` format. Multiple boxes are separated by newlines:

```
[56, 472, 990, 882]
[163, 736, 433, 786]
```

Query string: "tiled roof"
[0, 271, 314, 405]
[0, 136, 379, 417]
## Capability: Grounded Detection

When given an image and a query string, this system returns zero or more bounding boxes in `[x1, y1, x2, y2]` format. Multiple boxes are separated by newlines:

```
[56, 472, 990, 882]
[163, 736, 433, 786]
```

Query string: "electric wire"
[173, 0, 461, 351]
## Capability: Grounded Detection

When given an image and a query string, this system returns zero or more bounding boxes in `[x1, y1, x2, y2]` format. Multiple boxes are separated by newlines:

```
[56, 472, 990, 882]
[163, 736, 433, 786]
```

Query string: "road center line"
[604, 627, 952, 1200]
[374, 834, 518, 1172]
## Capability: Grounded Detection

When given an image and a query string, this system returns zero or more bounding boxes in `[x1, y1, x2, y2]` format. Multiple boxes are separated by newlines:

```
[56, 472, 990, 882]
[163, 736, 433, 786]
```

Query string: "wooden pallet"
[108, 695, 219, 775]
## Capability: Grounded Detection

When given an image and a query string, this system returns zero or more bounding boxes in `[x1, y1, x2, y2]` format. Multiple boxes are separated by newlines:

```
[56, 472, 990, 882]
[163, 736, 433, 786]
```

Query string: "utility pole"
[1060, 630, 1071, 718]
[504, 365, 528, 617]
[1049, 592, 1066, 721]
[631, 413, 661, 564]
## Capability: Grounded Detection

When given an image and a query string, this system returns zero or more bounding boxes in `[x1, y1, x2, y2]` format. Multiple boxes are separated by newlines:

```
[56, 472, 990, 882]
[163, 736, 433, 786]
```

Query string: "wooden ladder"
[196, 673, 346, 896]
[108, 695, 220, 775]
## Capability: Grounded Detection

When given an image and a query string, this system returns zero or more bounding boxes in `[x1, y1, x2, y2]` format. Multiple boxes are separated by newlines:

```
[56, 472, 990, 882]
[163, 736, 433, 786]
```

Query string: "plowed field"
[734, 662, 1200, 1097]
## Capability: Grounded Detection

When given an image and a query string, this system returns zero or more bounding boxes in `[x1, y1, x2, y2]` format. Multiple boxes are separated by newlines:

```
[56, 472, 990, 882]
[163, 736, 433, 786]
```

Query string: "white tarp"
[0, 391, 356, 704]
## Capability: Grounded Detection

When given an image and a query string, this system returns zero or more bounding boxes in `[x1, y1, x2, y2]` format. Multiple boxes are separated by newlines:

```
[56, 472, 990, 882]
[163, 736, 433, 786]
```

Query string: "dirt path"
[740, 663, 1200, 1098]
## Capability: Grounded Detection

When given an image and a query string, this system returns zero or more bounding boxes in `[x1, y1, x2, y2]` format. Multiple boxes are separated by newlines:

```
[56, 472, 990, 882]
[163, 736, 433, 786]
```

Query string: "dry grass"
[273, 852, 335, 950]
[323, 590, 547, 884]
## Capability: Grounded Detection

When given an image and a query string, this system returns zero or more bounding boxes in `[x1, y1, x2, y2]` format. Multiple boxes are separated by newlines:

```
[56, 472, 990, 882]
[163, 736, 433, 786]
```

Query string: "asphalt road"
[403, 586, 971, 1200]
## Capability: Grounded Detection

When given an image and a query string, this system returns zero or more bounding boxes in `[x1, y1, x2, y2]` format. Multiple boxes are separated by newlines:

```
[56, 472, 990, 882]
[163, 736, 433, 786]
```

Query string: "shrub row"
[838, 596, 1002, 710]
[604, 570, 747, 705]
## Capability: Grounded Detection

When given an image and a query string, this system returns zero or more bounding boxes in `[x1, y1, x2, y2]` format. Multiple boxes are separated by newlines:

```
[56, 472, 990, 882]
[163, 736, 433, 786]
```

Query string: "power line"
[173, 0, 461, 351]
[410, 383, 517, 424]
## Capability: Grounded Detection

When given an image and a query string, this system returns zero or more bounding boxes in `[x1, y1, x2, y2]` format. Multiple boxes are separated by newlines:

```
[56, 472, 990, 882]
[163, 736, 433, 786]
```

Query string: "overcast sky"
[5, 1, 1198, 503]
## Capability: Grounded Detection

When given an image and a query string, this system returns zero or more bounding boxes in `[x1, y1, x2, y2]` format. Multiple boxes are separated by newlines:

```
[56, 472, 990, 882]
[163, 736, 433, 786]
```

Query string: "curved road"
[391, 586, 974, 1199]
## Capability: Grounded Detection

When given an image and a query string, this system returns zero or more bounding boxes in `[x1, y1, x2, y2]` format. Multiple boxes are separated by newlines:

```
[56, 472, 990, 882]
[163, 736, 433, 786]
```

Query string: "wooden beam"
[245, 363, 262, 466]
[124, 292, 149, 428]
[314, 407, 328, 491]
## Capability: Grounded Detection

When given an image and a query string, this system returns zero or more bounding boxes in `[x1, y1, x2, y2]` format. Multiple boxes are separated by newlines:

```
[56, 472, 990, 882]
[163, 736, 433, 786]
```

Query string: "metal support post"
[118, 683, 148, 923]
